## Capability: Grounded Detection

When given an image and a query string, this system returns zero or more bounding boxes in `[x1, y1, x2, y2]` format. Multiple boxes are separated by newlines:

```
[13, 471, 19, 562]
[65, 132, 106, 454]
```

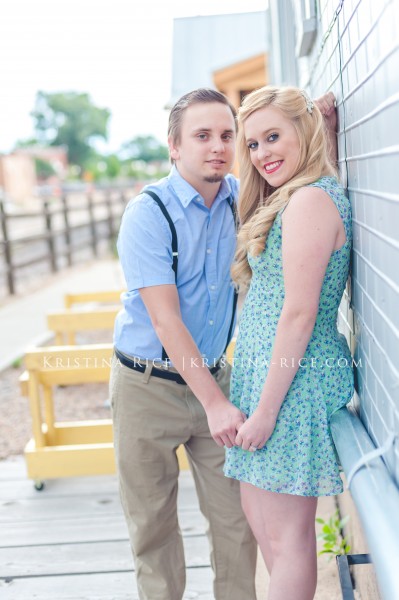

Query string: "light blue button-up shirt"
[114, 165, 238, 362]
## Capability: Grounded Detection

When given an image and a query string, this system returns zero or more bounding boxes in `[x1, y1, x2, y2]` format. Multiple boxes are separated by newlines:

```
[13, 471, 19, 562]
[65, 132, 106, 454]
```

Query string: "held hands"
[235, 408, 277, 452]
[206, 402, 247, 448]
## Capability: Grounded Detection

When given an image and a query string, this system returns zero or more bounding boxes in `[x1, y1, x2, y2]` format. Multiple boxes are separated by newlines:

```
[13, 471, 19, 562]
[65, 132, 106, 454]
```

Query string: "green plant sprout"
[316, 510, 351, 558]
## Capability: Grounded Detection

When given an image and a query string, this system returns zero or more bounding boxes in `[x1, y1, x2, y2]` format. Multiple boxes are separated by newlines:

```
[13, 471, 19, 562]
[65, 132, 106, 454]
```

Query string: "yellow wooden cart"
[23, 344, 189, 489]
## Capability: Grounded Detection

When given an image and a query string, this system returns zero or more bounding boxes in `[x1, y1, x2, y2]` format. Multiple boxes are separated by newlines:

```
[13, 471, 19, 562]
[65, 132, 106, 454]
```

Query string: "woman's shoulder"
[304, 176, 352, 238]
[284, 176, 350, 220]
[308, 175, 346, 197]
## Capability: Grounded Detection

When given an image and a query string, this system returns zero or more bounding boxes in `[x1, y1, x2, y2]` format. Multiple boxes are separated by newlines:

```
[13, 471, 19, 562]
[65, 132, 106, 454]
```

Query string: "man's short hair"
[168, 88, 237, 146]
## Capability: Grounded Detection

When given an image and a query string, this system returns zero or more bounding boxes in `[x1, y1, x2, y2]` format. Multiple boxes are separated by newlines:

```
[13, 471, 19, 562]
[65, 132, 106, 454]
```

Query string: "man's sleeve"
[117, 196, 176, 290]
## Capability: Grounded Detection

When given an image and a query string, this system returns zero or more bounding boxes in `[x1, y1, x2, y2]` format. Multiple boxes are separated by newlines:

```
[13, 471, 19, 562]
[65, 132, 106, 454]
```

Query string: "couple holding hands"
[110, 85, 353, 600]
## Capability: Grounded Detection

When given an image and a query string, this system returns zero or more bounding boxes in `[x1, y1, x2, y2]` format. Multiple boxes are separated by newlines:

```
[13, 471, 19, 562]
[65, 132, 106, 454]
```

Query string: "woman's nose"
[258, 144, 271, 161]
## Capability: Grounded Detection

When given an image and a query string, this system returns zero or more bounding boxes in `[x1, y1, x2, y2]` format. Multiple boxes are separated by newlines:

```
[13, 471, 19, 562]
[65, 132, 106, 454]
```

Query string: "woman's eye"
[268, 133, 279, 142]
[247, 141, 258, 150]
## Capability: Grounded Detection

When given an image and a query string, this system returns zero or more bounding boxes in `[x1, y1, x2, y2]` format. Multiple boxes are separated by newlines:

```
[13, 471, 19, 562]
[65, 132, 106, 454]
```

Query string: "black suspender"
[224, 199, 238, 354]
[144, 190, 178, 278]
[142, 189, 238, 362]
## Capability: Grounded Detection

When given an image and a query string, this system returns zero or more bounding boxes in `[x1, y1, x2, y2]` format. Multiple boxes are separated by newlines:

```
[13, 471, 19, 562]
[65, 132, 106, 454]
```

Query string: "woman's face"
[244, 105, 301, 187]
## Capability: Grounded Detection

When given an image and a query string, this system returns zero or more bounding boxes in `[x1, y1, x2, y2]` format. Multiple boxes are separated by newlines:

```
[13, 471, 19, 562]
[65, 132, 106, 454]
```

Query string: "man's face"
[169, 102, 236, 189]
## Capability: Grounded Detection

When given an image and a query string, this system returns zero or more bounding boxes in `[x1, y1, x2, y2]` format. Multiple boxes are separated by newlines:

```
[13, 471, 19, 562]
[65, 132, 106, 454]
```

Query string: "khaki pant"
[110, 354, 257, 600]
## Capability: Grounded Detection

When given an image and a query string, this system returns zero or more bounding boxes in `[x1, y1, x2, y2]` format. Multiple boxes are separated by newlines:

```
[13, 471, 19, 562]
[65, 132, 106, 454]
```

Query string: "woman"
[224, 86, 354, 600]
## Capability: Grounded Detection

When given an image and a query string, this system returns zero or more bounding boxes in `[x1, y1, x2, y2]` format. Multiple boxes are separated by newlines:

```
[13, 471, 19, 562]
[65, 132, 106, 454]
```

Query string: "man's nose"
[211, 139, 225, 152]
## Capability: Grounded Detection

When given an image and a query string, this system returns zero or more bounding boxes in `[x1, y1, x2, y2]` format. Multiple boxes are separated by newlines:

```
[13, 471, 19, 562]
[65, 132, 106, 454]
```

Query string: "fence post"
[106, 191, 114, 240]
[0, 197, 15, 295]
[43, 200, 57, 273]
[62, 195, 72, 267]
[87, 193, 98, 256]
[119, 190, 127, 207]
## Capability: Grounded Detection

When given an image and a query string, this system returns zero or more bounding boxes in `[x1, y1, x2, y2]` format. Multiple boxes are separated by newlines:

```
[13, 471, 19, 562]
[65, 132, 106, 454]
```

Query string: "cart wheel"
[34, 480, 45, 491]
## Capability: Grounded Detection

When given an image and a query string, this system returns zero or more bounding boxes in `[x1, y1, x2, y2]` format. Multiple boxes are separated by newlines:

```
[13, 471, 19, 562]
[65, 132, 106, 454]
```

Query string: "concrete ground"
[0, 257, 125, 371]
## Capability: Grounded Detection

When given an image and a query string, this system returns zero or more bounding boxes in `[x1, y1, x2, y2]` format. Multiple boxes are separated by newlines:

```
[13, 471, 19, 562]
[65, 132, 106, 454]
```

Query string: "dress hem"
[223, 471, 344, 497]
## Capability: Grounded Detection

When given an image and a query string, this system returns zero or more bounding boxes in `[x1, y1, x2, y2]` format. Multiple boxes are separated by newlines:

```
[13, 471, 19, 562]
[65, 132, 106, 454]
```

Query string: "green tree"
[31, 91, 110, 170]
[120, 135, 169, 163]
[14, 137, 40, 149]
[86, 154, 122, 181]
[35, 157, 56, 180]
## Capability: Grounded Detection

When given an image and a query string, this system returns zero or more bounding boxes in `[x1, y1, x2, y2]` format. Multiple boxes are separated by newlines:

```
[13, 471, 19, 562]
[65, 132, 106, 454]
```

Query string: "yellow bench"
[48, 306, 120, 345]
[23, 344, 188, 489]
[226, 337, 236, 366]
[64, 289, 125, 309]
[19, 307, 121, 396]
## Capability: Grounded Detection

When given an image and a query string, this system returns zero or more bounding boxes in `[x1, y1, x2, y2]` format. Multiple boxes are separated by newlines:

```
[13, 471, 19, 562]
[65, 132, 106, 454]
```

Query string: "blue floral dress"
[224, 177, 354, 496]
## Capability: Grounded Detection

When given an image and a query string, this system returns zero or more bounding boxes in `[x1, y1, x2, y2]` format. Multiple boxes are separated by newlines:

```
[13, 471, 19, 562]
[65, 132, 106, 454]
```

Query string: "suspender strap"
[144, 190, 178, 278]
[143, 189, 177, 361]
[142, 189, 238, 362]
[224, 196, 239, 353]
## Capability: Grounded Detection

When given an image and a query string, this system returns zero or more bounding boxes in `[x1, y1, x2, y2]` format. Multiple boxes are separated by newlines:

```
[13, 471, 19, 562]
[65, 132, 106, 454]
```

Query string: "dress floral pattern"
[224, 177, 354, 496]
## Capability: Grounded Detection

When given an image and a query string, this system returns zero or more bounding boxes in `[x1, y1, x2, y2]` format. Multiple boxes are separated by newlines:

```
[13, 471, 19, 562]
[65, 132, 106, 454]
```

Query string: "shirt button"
[209, 320, 214, 325]
[206, 248, 212, 254]
[210, 285, 216, 290]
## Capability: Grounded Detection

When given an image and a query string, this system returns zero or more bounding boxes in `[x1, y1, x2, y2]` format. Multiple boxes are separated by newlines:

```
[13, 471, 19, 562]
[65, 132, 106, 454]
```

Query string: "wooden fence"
[0, 188, 130, 297]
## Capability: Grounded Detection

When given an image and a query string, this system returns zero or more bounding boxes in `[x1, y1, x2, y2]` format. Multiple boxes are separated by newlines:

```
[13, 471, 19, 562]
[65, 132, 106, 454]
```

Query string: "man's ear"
[168, 136, 179, 161]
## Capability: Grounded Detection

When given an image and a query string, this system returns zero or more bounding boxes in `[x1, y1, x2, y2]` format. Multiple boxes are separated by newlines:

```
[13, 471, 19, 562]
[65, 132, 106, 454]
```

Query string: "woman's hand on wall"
[314, 91, 338, 165]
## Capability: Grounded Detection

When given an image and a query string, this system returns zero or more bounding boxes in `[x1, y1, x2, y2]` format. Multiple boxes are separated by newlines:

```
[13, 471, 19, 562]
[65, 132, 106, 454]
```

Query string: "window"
[294, 0, 318, 57]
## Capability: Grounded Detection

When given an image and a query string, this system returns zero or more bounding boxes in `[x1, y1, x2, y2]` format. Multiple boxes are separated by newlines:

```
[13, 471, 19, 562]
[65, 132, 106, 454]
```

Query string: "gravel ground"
[0, 331, 112, 460]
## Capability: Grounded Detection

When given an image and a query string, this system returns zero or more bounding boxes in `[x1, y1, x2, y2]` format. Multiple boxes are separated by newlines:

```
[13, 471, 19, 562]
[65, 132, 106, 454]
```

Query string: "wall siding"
[294, 0, 399, 485]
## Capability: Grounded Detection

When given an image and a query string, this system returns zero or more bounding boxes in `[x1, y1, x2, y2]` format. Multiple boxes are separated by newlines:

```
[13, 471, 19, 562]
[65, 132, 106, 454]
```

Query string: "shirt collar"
[168, 165, 233, 209]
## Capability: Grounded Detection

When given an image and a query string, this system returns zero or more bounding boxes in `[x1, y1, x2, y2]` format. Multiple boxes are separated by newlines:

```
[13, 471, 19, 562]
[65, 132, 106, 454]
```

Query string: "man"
[110, 87, 337, 600]
[110, 88, 257, 600]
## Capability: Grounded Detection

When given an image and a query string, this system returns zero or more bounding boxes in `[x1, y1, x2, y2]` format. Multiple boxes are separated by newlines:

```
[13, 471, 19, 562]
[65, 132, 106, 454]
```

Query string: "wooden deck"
[0, 457, 217, 599]
[0, 457, 344, 600]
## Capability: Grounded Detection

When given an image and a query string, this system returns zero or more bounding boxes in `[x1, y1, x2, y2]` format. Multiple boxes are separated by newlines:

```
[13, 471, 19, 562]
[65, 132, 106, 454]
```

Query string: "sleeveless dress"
[224, 176, 354, 496]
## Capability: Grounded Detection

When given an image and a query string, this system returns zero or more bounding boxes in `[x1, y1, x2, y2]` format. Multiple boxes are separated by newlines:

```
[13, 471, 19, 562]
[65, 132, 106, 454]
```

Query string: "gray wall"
[170, 11, 268, 105]
[270, 0, 399, 485]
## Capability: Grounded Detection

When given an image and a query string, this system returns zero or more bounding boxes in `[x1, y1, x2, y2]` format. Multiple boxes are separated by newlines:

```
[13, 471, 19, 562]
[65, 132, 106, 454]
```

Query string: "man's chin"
[204, 174, 225, 183]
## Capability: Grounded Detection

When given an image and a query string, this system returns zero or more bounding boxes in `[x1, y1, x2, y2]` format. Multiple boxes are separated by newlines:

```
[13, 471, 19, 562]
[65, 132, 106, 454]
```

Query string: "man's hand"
[235, 408, 277, 451]
[206, 401, 247, 448]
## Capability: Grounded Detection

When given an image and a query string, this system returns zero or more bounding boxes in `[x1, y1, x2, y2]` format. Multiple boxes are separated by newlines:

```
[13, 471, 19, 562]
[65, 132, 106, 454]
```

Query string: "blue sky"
[0, 0, 267, 154]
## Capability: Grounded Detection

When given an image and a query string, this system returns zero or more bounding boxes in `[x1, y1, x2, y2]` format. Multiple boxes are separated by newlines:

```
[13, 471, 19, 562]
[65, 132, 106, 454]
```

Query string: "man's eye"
[198, 133, 208, 140]
[247, 142, 258, 150]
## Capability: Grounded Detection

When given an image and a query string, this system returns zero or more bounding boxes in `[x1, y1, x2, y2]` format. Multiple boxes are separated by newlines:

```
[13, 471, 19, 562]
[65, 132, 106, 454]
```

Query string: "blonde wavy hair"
[232, 85, 336, 288]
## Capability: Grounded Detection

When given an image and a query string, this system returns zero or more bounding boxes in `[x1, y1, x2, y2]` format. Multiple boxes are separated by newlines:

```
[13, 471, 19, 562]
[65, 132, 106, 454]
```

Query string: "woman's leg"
[240, 482, 274, 573]
[240, 482, 318, 600]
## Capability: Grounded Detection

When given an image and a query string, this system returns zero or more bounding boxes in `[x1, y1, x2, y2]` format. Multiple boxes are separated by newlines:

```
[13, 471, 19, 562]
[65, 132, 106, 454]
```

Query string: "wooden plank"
[47, 307, 119, 333]
[0, 471, 198, 506]
[64, 290, 124, 308]
[0, 457, 27, 481]
[0, 459, 214, 598]
[0, 568, 214, 600]
[0, 511, 206, 547]
[0, 474, 119, 500]
[0, 496, 204, 525]
[0, 536, 210, 577]
[0, 493, 124, 522]
[24, 344, 113, 371]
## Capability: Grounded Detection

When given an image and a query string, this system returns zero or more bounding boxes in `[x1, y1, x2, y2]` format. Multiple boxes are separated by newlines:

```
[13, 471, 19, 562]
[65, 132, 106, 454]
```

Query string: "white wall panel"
[277, 0, 399, 485]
